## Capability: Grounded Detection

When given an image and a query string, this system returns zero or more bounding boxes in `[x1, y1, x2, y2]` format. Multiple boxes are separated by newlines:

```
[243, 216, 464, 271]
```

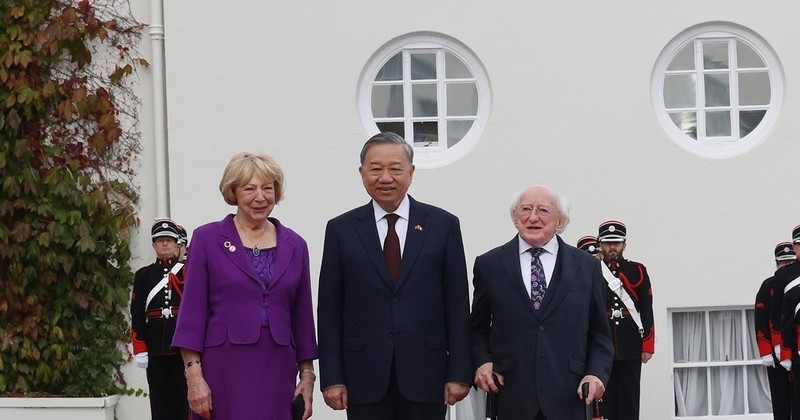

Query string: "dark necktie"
[530, 248, 547, 310]
[383, 214, 401, 283]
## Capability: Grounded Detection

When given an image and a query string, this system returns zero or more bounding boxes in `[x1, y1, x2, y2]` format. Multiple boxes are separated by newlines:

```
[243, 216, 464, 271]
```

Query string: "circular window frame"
[650, 22, 784, 159]
[357, 32, 491, 169]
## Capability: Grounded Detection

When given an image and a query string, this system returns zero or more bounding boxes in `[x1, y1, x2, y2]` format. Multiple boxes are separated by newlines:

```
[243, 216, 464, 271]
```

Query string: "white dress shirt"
[518, 236, 559, 297]
[372, 196, 410, 256]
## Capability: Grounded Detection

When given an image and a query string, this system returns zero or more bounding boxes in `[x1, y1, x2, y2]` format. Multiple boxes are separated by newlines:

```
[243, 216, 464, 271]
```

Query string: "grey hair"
[359, 132, 414, 165]
[509, 185, 571, 234]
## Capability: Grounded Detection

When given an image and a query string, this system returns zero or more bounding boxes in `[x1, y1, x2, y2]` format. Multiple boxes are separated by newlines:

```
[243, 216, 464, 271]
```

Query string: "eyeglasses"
[517, 205, 554, 217]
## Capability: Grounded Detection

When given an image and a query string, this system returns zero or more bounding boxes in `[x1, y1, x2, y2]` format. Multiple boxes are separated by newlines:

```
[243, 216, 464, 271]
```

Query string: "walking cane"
[485, 374, 499, 420]
[581, 383, 592, 420]
[485, 390, 496, 420]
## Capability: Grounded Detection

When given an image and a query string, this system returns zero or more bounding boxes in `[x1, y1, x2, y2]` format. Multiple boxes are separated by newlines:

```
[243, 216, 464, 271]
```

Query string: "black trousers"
[601, 359, 642, 420]
[346, 363, 446, 420]
[769, 365, 795, 420]
[146, 354, 189, 420]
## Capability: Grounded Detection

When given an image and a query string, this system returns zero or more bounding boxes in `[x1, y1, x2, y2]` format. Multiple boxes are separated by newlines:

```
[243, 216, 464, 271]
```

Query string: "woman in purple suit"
[173, 152, 318, 420]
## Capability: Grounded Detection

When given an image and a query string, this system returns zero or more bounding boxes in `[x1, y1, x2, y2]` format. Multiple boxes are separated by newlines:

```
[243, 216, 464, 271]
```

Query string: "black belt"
[607, 308, 631, 319]
[146, 306, 179, 319]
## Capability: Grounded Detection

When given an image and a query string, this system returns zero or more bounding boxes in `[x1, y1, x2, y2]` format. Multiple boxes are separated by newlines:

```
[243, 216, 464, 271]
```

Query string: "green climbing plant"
[0, 0, 147, 397]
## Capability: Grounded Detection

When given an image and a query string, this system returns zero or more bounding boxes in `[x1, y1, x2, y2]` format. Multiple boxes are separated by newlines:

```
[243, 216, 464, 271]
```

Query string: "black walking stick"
[581, 382, 592, 420]
[485, 390, 496, 420]
[485, 374, 500, 420]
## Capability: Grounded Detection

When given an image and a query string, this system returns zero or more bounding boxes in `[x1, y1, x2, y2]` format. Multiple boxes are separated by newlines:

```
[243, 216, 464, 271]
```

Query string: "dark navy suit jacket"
[318, 196, 472, 404]
[471, 235, 613, 419]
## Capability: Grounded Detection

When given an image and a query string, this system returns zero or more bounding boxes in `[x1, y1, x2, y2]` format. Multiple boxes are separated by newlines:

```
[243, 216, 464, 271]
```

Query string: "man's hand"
[322, 385, 348, 410]
[576, 375, 605, 405]
[474, 362, 504, 393]
[444, 382, 470, 405]
[762, 355, 775, 368]
[642, 352, 654, 364]
[134, 352, 148, 369]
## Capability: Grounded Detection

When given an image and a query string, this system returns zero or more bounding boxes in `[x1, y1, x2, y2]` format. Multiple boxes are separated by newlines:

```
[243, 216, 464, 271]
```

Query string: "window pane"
[674, 367, 708, 416]
[703, 41, 729, 69]
[709, 310, 743, 361]
[740, 110, 766, 138]
[411, 53, 436, 80]
[445, 52, 472, 79]
[737, 40, 765, 68]
[704, 74, 730, 107]
[746, 365, 772, 414]
[413, 121, 438, 147]
[664, 74, 696, 108]
[376, 122, 404, 138]
[706, 111, 732, 137]
[739, 72, 770, 105]
[412, 84, 437, 117]
[447, 120, 473, 148]
[711, 366, 744, 415]
[745, 309, 758, 360]
[669, 112, 697, 140]
[447, 83, 478, 116]
[376, 53, 402, 81]
[673, 312, 706, 362]
[668, 43, 695, 71]
[371, 85, 404, 118]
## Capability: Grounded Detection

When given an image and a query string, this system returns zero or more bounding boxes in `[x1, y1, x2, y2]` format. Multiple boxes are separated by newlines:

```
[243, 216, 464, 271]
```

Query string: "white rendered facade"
[120, 1, 800, 419]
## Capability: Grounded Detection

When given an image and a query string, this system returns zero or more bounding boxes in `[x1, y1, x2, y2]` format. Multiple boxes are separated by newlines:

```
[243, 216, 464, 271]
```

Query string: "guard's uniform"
[756, 273, 794, 420]
[597, 221, 654, 420]
[130, 220, 189, 420]
[779, 261, 800, 401]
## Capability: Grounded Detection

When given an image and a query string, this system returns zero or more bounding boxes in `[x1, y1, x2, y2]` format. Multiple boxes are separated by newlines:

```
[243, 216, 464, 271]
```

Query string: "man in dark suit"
[318, 132, 472, 420]
[471, 185, 613, 420]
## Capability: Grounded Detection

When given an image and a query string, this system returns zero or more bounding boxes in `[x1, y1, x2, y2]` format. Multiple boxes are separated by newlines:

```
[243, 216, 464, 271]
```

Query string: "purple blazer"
[172, 214, 318, 363]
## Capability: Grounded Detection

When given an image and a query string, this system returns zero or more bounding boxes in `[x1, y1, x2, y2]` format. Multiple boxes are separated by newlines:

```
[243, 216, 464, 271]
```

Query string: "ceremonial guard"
[176, 224, 188, 262]
[778, 227, 800, 404]
[597, 220, 655, 420]
[755, 242, 797, 420]
[130, 218, 189, 420]
[577, 235, 603, 260]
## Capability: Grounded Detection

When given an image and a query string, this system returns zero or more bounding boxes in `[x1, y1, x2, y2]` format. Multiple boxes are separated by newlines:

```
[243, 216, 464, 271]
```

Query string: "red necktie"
[383, 214, 401, 283]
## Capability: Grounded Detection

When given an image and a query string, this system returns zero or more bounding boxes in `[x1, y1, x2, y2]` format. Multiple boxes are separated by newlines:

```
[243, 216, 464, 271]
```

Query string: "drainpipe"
[149, 0, 169, 217]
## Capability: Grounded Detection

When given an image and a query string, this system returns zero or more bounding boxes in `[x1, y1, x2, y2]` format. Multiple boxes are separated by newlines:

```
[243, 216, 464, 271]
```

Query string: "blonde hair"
[219, 152, 284, 205]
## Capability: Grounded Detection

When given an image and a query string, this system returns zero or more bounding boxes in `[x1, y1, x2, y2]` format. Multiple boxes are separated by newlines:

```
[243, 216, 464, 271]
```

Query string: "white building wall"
[119, 1, 800, 419]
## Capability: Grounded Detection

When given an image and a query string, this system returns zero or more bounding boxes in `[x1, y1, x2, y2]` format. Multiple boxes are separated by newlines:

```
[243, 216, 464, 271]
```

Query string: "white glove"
[780, 359, 792, 371]
[775, 345, 782, 359]
[762, 355, 775, 367]
[135, 352, 149, 369]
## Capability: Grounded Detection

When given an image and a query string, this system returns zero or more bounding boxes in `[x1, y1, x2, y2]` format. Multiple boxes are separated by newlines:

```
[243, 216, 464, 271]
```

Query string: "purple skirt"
[194, 326, 297, 420]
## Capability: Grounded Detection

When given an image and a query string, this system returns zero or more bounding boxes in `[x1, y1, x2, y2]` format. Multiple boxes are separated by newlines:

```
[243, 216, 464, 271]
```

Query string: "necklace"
[235, 216, 266, 256]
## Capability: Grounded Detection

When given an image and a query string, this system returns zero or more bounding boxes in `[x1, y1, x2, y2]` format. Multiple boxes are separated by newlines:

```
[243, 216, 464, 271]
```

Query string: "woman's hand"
[295, 368, 315, 420]
[185, 364, 212, 419]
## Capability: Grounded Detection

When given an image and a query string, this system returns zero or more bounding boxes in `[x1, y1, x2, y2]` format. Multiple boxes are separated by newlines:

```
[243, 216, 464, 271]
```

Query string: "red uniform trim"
[132, 330, 147, 354]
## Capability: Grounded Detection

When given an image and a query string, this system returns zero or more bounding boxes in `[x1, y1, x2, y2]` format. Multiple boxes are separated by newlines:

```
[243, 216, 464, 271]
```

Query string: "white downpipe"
[149, 0, 169, 217]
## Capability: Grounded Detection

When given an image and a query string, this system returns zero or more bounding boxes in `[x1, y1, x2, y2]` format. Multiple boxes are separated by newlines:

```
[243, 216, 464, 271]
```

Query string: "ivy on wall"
[0, 0, 147, 396]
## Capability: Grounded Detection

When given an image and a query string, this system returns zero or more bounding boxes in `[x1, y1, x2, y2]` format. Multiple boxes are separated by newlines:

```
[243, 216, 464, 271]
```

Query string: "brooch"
[223, 241, 236, 252]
